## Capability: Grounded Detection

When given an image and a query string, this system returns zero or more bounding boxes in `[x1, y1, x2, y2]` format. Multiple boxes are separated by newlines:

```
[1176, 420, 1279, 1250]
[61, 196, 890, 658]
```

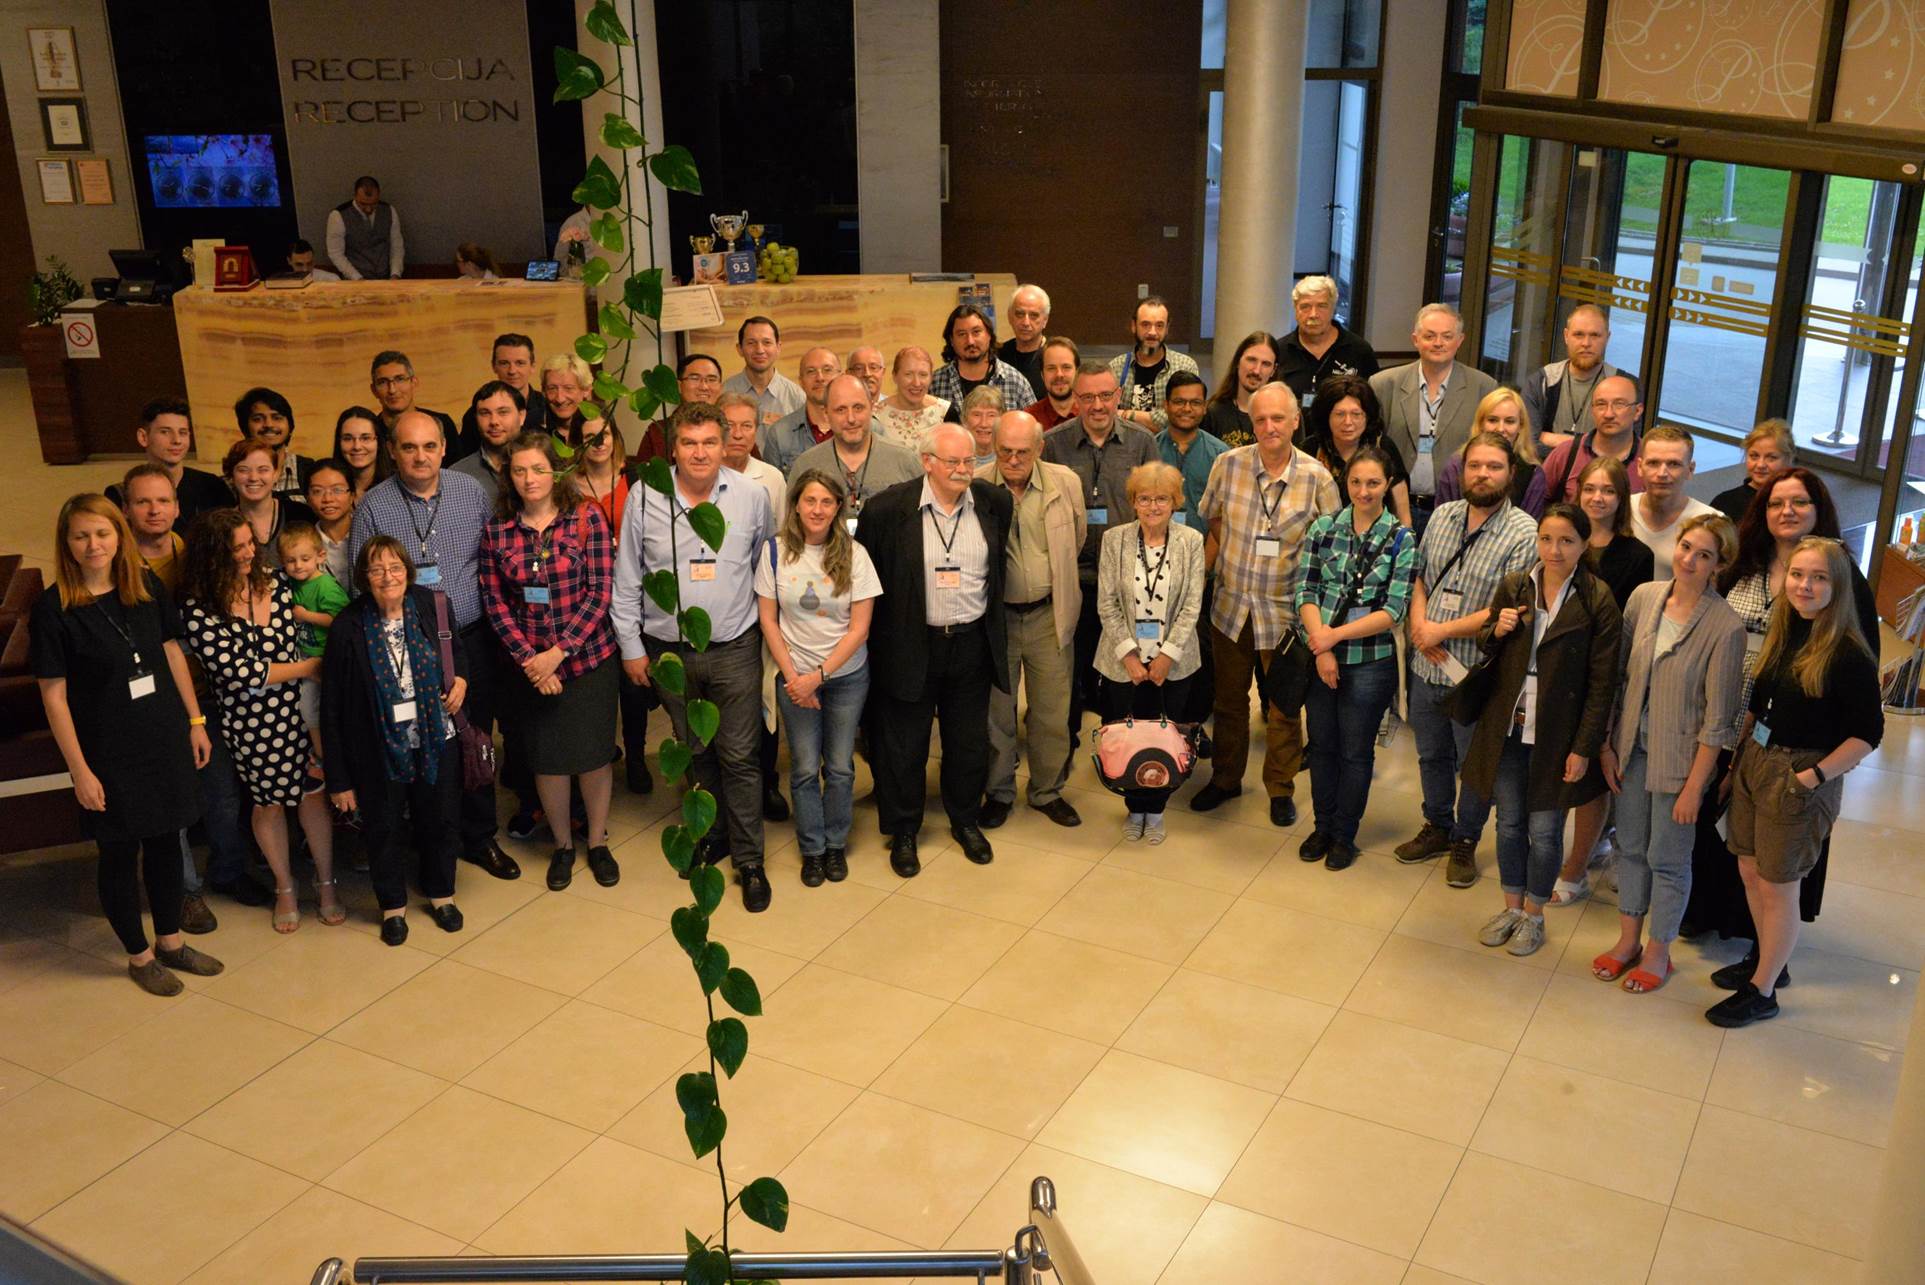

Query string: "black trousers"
[98, 832, 183, 954]
[456, 620, 506, 848]
[1178, 580, 1217, 726]
[363, 739, 462, 911]
[1065, 585, 1102, 744]
[620, 668, 656, 760]
[873, 622, 992, 835]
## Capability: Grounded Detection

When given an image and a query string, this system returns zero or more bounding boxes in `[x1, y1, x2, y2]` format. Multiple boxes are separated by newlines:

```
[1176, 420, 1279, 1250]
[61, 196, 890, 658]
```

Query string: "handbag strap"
[431, 588, 456, 697]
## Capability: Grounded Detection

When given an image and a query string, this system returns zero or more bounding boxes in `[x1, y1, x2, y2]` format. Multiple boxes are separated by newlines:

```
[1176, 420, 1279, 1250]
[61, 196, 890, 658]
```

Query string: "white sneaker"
[1124, 813, 1147, 842]
[1478, 907, 1525, 947]
[1144, 815, 1166, 845]
[1506, 913, 1547, 957]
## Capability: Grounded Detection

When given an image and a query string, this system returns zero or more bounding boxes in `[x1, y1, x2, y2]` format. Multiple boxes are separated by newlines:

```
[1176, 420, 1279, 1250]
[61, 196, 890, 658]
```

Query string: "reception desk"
[173, 280, 593, 464]
[683, 274, 1018, 372]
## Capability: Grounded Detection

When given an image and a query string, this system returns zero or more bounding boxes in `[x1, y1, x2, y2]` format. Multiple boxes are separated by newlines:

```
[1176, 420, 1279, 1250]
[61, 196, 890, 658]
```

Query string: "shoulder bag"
[433, 590, 497, 790]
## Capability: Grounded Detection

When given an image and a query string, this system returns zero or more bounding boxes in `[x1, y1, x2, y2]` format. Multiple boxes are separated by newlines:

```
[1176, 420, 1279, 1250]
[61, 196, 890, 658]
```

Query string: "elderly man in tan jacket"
[979, 410, 1088, 828]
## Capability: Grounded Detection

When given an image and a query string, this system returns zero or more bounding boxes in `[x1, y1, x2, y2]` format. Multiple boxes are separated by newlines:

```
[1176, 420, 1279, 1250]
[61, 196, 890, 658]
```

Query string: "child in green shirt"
[280, 525, 350, 774]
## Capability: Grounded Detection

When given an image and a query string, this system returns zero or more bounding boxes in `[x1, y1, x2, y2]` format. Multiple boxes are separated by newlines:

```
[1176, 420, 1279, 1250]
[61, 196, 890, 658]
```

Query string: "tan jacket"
[976, 457, 1086, 648]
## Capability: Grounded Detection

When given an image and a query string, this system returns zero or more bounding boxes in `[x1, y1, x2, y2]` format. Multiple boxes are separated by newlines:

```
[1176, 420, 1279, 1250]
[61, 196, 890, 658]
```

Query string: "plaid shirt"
[929, 358, 1036, 416]
[1410, 497, 1540, 685]
[1199, 445, 1340, 649]
[479, 503, 616, 680]
[1109, 349, 1202, 430]
[1297, 507, 1418, 666]
[348, 470, 493, 628]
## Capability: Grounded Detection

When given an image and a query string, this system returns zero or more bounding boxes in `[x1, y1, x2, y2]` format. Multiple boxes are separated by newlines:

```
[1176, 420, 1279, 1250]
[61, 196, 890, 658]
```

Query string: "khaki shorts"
[1729, 743, 1841, 884]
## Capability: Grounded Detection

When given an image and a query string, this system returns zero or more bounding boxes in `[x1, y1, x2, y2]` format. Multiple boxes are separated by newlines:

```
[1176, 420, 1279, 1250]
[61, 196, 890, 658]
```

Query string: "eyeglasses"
[928, 454, 973, 470]
[1167, 397, 1207, 410]
[308, 485, 351, 498]
[1766, 497, 1815, 512]
[365, 563, 408, 581]
[1135, 495, 1174, 506]
[1075, 389, 1118, 403]
[996, 447, 1035, 459]
[373, 375, 415, 389]
[1591, 398, 1637, 413]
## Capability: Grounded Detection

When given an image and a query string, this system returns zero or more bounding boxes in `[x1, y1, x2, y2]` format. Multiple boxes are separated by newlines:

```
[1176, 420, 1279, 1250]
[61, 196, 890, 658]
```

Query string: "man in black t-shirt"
[104, 397, 231, 530]
[1105, 295, 1200, 432]
[1274, 274, 1379, 411]
[996, 283, 1051, 402]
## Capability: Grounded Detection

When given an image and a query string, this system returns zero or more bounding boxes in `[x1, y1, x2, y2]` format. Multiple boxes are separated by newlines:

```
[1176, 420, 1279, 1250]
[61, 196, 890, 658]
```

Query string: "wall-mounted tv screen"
[145, 134, 281, 208]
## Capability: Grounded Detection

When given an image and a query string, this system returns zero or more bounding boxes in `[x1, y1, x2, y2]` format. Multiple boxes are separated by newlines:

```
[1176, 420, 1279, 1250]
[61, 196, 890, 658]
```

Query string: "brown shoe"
[155, 943, 225, 976]
[179, 894, 218, 935]
[128, 959, 183, 997]
[1444, 839, 1479, 888]
[1395, 822, 1452, 863]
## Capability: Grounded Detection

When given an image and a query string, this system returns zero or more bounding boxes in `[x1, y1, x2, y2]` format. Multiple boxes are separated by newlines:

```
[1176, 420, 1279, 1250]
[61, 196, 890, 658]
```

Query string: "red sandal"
[1622, 961, 1675, 994]
[1592, 949, 1641, 982]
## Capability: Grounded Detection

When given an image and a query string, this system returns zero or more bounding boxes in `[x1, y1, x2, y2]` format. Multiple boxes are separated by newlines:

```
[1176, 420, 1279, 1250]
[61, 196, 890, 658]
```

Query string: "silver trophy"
[709, 211, 749, 255]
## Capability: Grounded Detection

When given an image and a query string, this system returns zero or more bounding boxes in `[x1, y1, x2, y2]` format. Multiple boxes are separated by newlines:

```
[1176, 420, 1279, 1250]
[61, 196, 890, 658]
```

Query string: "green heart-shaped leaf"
[553, 48, 605, 102]
[571, 155, 621, 208]
[719, 967, 762, 1017]
[573, 333, 608, 366]
[691, 867, 725, 918]
[592, 373, 631, 405]
[678, 606, 712, 652]
[643, 456, 674, 494]
[589, 211, 625, 254]
[707, 1016, 748, 1078]
[738, 1176, 790, 1232]
[644, 362, 682, 405]
[681, 785, 717, 838]
[683, 1244, 729, 1285]
[688, 501, 727, 553]
[684, 1102, 726, 1157]
[599, 303, 637, 341]
[659, 737, 693, 784]
[675, 1070, 715, 1115]
[643, 567, 680, 614]
[650, 649, 685, 697]
[661, 823, 694, 873]
[694, 939, 729, 991]
[647, 145, 703, 194]
[581, 257, 612, 286]
[599, 111, 645, 151]
[623, 268, 664, 320]
[670, 905, 708, 956]
[585, 0, 633, 46]
[687, 696, 720, 746]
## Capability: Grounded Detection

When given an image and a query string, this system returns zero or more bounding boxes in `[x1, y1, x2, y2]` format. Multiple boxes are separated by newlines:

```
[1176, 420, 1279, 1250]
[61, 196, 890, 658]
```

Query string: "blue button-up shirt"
[348, 469, 492, 628]
[1155, 426, 1231, 532]
[610, 466, 772, 655]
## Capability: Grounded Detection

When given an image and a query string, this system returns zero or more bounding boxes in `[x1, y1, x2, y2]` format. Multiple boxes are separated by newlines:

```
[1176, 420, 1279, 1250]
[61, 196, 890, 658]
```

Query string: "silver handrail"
[335, 1250, 1014, 1282]
[1023, 1176, 1096, 1285]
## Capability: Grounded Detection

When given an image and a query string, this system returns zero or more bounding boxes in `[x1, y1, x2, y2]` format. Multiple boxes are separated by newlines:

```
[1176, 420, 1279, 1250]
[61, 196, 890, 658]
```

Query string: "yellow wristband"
[188, 716, 207, 727]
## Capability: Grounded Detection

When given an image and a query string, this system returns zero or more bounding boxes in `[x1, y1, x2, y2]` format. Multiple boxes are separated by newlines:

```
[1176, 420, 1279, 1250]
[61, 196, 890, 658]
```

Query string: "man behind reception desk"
[371, 351, 460, 453]
[286, 239, 340, 282]
[325, 175, 404, 280]
[456, 333, 549, 458]
[722, 315, 805, 432]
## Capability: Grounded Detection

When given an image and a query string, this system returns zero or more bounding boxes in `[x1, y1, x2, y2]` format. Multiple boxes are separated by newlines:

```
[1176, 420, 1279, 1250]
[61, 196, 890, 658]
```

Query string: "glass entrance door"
[1553, 147, 1662, 383]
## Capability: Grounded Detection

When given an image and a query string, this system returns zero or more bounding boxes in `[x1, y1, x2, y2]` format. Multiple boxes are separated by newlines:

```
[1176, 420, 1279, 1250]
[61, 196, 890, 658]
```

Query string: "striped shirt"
[1199, 445, 1341, 649]
[1297, 507, 1418, 666]
[348, 469, 493, 628]
[1410, 497, 1540, 685]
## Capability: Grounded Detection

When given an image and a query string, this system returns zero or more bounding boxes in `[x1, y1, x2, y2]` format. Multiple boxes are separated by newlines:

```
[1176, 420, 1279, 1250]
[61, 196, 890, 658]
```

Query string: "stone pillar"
[1862, 985, 1925, 1280]
[577, 0, 673, 377]
[854, 0, 942, 273]
[1210, 0, 1309, 384]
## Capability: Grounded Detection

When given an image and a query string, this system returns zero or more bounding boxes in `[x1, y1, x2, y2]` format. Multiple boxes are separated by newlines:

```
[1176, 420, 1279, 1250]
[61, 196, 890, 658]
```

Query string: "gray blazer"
[1610, 579, 1748, 792]
[1093, 520, 1206, 683]
[1370, 360, 1497, 487]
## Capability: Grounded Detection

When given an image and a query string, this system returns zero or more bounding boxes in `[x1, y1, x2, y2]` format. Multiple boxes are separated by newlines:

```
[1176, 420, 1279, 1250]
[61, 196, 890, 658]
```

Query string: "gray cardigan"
[1093, 520, 1206, 683]
[1610, 579, 1747, 792]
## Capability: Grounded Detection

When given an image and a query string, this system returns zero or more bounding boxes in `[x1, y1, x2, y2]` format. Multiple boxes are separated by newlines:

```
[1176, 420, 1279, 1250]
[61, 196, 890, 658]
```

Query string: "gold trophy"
[689, 234, 722, 285]
[709, 211, 748, 254]
[746, 223, 765, 249]
[689, 235, 714, 255]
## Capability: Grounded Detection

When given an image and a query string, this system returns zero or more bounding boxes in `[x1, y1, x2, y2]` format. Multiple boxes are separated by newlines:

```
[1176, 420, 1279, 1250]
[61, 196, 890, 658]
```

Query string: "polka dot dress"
[183, 577, 311, 808]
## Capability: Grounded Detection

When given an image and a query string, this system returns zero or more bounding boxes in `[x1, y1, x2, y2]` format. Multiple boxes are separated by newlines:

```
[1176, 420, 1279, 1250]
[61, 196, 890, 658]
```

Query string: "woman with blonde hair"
[1094, 460, 1206, 843]
[877, 345, 949, 448]
[33, 495, 221, 993]
[541, 352, 607, 445]
[1709, 536, 1881, 1026]
[1711, 417, 1794, 522]
[1592, 513, 1745, 992]
[756, 469, 882, 885]
[1435, 387, 1543, 514]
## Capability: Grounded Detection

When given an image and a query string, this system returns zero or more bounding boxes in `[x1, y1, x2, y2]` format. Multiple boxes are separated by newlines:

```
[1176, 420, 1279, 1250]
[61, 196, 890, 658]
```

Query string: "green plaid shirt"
[1296, 507, 1418, 666]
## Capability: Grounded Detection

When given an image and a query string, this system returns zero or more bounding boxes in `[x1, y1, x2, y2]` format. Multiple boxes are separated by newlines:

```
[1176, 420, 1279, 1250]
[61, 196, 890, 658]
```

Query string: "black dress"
[1710, 482, 1757, 523]
[1587, 533, 1655, 610]
[29, 574, 202, 842]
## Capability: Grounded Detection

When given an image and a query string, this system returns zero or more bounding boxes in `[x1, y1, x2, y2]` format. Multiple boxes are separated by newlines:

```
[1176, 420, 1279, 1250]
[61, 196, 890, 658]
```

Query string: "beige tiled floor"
[4, 368, 1921, 1282]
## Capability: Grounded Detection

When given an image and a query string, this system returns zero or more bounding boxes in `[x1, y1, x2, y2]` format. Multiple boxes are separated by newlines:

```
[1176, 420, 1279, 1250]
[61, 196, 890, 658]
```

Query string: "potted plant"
[22, 256, 86, 464]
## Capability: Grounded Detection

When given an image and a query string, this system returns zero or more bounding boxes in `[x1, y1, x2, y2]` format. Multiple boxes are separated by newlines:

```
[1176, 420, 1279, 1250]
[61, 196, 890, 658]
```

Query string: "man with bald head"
[979, 410, 1087, 828]
[349, 407, 522, 880]
[758, 346, 844, 472]
[787, 375, 921, 524]
[999, 284, 1051, 402]
[1191, 382, 1340, 826]
[856, 421, 1014, 875]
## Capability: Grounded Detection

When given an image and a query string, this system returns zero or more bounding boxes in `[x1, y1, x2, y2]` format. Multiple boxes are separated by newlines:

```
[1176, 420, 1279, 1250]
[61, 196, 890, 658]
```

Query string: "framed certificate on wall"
[27, 27, 80, 92]
[39, 98, 88, 151]
[74, 157, 112, 205]
[37, 159, 73, 205]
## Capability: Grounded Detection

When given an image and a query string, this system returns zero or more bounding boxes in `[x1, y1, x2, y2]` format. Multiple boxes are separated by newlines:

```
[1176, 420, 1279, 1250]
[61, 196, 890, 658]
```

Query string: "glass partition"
[1480, 135, 1565, 384]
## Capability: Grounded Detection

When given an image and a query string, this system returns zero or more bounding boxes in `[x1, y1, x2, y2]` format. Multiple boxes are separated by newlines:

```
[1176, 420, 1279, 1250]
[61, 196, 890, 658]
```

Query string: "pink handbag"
[1090, 715, 1197, 796]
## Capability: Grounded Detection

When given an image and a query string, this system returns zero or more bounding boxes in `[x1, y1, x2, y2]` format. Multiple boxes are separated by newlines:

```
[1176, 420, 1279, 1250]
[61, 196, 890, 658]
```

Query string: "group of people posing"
[33, 285, 1882, 1031]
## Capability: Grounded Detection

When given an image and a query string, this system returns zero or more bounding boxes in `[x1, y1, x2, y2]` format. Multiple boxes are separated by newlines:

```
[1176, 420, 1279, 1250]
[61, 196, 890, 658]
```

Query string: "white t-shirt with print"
[753, 538, 883, 676]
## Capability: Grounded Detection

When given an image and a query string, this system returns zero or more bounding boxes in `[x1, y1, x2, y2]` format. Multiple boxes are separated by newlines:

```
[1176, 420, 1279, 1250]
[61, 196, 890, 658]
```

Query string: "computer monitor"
[109, 248, 175, 303]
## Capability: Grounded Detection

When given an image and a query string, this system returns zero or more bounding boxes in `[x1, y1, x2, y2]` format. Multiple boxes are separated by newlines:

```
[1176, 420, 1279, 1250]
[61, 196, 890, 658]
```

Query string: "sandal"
[315, 878, 347, 927]
[1549, 876, 1590, 907]
[1622, 961, 1675, 994]
[1592, 948, 1641, 981]
[272, 885, 300, 934]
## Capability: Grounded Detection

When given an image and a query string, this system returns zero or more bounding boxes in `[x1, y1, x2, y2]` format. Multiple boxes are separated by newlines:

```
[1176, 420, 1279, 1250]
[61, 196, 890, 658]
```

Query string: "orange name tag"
[689, 559, 717, 582]
[935, 566, 962, 589]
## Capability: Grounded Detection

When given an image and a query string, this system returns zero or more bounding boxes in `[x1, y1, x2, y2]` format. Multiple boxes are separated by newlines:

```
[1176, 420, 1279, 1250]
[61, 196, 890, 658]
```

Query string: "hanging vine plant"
[557, 6, 788, 1282]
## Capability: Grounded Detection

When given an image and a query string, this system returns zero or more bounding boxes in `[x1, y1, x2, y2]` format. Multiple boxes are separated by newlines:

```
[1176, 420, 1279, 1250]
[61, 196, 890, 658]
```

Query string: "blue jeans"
[779, 665, 870, 856]
[1305, 654, 1399, 846]
[1490, 731, 1565, 903]
[194, 705, 253, 888]
[1407, 666, 1493, 842]
[1614, 744, 1695, 940]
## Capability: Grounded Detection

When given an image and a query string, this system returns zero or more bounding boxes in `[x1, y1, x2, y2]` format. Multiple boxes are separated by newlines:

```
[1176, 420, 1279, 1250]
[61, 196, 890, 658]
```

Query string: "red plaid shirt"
[480, 503, 616, 679]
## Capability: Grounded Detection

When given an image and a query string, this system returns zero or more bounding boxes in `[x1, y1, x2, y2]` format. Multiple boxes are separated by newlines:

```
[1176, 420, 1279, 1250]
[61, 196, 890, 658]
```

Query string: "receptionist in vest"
[325, 175, 404, 280]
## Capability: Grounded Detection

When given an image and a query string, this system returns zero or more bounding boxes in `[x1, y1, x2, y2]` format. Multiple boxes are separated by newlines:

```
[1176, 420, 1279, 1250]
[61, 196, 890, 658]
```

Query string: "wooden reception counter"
[683, 274, 1017, 371]
[173, 279, 593, 464]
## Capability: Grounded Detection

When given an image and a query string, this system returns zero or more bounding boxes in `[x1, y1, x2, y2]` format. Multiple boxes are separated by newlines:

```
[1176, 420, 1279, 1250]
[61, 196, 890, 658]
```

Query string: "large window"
[1426, 0, 1485, 308]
